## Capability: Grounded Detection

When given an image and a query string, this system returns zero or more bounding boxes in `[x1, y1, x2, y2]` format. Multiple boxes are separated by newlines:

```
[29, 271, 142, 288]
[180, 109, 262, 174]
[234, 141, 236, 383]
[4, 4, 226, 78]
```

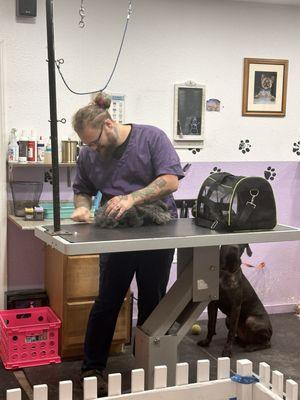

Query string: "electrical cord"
[55, 0, 133, 95]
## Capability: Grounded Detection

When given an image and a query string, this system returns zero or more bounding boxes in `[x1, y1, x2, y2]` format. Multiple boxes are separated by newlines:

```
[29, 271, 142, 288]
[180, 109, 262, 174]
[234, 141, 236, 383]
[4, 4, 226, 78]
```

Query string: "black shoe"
[80, 369, 108, 397]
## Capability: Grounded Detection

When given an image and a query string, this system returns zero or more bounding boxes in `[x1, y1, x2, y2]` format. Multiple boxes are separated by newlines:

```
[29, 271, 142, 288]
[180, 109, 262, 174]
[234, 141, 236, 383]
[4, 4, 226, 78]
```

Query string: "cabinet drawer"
[64, 301, 94, 347]
[65, 255, 99, 299]
[64, 295, 131, 347]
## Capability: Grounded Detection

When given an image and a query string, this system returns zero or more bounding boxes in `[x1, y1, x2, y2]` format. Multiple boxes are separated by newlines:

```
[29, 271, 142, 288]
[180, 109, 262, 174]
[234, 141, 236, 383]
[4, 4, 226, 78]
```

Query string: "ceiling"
[232, 0, 300, 5]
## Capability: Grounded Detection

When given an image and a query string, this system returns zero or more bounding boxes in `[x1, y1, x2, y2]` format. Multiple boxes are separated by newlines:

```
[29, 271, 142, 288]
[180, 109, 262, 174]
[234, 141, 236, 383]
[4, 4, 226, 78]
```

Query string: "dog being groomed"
[198, 244, 273, 358]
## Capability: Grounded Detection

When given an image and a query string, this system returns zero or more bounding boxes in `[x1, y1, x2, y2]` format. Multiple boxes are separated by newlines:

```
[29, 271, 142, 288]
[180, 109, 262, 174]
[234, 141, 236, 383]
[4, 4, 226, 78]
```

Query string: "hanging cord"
[56, 0, 133, 95]
[78, 0, 85, 28]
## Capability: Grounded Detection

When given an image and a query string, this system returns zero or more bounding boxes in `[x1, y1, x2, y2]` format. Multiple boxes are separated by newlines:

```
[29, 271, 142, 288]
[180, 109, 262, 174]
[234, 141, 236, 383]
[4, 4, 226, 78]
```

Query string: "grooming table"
[35, 220, 300, 388]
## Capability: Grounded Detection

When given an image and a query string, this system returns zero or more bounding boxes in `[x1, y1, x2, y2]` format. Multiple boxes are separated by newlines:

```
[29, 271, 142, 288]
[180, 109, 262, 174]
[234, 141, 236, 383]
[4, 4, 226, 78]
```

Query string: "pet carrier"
[195, 172, 277, 231]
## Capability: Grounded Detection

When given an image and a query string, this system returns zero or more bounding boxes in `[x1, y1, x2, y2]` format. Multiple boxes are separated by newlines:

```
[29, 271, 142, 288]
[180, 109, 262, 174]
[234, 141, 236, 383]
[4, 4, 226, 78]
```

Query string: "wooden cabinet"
[45, 246, 132, 358]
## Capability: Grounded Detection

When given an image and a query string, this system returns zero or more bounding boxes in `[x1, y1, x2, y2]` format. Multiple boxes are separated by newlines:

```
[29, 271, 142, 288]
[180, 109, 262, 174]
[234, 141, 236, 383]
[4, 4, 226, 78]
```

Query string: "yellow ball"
[191, 323, 201, 335]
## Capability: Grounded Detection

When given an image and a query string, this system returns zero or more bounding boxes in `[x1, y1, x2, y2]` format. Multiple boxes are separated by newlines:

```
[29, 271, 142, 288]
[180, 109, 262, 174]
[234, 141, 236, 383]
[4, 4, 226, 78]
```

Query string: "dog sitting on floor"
[94, 200, 172, 228]
[198, 244, 272, 357]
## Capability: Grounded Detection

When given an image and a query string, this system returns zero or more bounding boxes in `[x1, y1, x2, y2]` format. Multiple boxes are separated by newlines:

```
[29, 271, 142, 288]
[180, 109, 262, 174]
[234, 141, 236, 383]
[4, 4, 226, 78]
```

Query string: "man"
[71, 92, 184, 396]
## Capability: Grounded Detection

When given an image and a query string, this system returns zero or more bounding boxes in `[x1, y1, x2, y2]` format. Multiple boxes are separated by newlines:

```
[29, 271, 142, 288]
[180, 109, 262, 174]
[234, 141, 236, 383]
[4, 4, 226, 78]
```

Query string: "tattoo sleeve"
[131, 176, 173, 205]
[74, 193, 92, 209]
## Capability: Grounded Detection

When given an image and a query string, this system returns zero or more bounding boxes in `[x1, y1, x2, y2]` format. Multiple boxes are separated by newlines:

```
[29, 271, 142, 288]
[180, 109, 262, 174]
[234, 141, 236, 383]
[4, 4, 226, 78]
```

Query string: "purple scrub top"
[73, 124, 184, 217]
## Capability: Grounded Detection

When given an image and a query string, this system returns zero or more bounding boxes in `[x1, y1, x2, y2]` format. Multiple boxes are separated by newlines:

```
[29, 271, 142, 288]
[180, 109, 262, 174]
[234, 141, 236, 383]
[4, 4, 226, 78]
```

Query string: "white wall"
[0, 0, 300, 162]
[0, 41, 7, 308]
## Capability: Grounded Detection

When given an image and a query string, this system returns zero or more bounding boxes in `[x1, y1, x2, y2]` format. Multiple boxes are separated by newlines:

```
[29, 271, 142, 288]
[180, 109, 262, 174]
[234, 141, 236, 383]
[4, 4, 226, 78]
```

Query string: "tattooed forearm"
[74, 193, 92, 209]
[131, 176, 176, 205]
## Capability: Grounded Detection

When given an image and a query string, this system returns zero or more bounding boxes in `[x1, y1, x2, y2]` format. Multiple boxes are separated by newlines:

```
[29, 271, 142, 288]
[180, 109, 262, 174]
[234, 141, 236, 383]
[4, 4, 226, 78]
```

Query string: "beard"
[96, 127, 119, 161]
[97, 143, 116, 161]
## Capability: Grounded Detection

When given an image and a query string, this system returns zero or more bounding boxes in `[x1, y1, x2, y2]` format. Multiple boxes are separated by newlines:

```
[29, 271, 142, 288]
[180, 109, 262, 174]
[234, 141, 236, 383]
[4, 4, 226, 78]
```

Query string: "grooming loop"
[56, 0, 134, 94]
[5, 358, 298, 400]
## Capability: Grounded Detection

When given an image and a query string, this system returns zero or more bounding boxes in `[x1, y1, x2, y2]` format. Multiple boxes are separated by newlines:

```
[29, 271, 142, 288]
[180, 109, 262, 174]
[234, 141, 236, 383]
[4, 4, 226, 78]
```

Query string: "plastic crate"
[0, 307, 61, 369]
[42, 202, 95, 219]
[42, 201, 75, 220]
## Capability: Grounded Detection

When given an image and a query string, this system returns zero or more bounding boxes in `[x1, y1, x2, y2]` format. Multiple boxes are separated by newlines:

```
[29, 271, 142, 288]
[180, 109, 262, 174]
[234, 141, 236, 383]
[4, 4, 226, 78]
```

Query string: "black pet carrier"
[195, 172, 277, 231]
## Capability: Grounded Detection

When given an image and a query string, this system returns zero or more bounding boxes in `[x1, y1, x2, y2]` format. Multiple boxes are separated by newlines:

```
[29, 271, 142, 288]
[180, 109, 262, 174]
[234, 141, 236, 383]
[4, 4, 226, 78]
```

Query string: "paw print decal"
[210, 167, 222, 174]
[189, 148, 201, 155]
[239, 139, 251, 154]
[293, 141, 300, 156]
[264, 167, 276, 181]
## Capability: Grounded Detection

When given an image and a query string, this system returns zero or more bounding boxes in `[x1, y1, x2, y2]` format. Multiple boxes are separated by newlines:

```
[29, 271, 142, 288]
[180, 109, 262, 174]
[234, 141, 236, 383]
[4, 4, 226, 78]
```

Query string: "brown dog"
[198, 244, 272, 357]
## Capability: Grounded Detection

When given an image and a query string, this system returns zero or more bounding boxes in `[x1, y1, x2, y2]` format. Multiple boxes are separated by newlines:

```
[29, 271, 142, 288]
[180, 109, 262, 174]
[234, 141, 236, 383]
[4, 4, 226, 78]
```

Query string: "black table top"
[47, 219, 295, 244]
[33, 219, 300, 256]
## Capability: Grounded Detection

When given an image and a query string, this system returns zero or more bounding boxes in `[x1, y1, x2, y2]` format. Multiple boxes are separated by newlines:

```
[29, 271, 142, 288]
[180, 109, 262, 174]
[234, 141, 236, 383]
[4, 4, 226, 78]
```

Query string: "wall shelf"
[7, 214, 88, 231]
[8, 162, 77, 168]
[7, 162, 77, 186]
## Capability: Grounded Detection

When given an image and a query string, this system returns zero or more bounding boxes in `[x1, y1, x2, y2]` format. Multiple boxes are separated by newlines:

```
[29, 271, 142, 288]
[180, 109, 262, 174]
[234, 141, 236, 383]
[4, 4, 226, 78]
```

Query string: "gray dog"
[95, 200, 172, 228]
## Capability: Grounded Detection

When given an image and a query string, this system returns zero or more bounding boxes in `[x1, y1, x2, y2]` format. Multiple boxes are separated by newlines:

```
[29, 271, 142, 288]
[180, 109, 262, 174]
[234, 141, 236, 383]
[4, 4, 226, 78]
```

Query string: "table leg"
[135, 246, 219, 388]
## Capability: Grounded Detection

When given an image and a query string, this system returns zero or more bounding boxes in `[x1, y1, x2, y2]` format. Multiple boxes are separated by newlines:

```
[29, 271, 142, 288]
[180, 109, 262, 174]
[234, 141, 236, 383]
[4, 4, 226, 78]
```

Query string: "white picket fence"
[6, 358, 298, 400]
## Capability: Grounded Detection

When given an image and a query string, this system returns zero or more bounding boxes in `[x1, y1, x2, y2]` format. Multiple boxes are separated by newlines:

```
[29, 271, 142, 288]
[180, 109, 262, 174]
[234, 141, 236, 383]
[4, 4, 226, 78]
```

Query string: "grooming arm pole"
[46, 0, 61, 232]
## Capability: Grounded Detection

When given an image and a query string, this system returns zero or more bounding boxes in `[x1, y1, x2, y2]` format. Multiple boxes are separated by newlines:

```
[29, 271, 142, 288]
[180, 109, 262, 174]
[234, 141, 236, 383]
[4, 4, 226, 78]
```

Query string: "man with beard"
[71, 92, 184, 396]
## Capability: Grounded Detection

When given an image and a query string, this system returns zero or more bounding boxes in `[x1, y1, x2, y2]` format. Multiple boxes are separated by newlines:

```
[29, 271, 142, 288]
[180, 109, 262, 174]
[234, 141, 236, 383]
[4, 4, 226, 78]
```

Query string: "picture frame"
[173, 81, 205, 145]
[242, 58, 288, 117]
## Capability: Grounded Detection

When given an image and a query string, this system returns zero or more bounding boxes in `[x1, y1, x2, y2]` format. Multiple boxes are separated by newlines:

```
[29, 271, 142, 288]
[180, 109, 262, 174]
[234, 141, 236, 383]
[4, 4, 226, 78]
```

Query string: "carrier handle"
[209, 172, 234, 185]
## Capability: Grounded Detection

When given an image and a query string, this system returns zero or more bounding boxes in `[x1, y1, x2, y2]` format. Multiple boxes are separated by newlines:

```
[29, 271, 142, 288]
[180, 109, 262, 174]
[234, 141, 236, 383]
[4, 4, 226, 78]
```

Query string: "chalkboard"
[174, 83, 205, 142]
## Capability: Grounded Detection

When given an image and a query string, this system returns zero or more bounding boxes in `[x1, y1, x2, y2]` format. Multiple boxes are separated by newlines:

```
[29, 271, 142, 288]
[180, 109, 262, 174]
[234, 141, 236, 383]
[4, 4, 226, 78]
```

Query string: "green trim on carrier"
[228, 177, 248, 227]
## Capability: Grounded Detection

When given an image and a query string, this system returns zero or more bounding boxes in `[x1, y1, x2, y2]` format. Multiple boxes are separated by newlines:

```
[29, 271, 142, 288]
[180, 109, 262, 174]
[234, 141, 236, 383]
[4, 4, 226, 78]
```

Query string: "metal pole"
[46, 0, 61, 232]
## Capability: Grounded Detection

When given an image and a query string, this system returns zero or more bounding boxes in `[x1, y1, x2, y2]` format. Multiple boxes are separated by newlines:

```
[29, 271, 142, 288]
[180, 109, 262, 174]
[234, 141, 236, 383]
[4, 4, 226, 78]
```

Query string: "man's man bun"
[93, 92, 111, 112]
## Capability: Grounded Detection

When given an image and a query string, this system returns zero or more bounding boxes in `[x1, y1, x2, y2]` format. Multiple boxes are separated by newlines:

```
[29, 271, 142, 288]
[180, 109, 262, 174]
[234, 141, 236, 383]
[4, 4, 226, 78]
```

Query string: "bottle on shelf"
[27, 130, 36, 163]
[18, 130, 28, 163]
[7, 128, 19, 162]
[37, 136, 45, 162]
[44, 137, 52, 164]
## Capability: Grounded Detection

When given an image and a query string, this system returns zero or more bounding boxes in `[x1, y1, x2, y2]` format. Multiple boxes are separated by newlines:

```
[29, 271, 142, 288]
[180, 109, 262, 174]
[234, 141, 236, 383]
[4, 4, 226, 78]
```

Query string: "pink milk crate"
[0, 306, 61, 369]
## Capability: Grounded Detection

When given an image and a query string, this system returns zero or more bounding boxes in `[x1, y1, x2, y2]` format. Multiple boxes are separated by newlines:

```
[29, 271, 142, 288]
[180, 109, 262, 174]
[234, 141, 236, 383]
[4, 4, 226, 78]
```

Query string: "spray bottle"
[18, 130, 28, 163]
[27, 130, 36, 162]
[8, 128, 19, 162]
[44, 137, 52, 164]
[37, 136, 45, 162]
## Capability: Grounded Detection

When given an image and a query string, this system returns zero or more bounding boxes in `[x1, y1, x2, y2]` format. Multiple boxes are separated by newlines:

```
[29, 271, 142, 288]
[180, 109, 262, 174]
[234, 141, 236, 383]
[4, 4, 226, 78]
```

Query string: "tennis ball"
[191, 323, 201, 335]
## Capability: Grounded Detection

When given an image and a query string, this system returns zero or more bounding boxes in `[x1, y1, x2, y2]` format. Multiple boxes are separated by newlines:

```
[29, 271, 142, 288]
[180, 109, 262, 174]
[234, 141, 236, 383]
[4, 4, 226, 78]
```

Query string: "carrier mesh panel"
[200, 182, 233, 222]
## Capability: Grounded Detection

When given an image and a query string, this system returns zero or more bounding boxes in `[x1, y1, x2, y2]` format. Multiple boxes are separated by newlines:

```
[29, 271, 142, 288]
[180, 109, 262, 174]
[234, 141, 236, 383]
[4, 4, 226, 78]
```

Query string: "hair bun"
[93, 92, 111, 111]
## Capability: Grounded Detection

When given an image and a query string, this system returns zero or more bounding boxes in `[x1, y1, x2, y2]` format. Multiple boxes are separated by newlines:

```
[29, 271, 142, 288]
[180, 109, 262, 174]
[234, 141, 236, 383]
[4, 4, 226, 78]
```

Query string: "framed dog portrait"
[242, 58, 288, 117]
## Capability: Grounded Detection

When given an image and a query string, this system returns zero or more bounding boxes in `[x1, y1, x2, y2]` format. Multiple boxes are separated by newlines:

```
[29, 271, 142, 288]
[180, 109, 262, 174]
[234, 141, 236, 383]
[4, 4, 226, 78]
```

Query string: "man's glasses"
[86, 126, 103, 148]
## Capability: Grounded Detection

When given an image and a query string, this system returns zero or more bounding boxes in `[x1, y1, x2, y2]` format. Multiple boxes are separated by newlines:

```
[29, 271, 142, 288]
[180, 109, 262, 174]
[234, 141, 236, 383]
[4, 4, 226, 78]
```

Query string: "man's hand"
[104, 175, 179, 221]
[71, 206, 91, 222]
[105, 195, 135, 220]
